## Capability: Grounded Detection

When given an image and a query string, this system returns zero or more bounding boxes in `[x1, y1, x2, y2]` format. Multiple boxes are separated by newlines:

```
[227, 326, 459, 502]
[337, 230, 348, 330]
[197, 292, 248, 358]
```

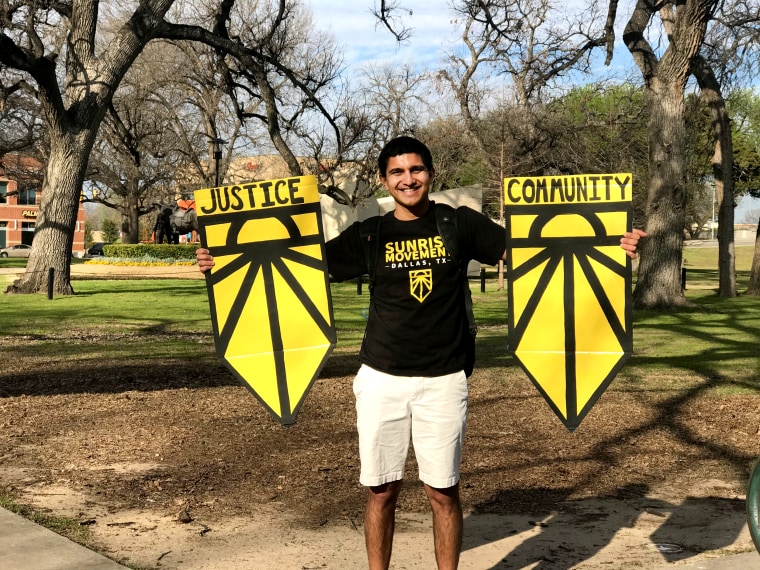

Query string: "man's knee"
[424, 483, 461, 510]
[367, 480, 403, 507]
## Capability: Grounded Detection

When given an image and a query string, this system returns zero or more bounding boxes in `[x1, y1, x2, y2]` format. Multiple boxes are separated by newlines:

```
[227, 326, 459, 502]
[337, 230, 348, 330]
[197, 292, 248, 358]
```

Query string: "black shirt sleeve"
[456, 206, 507, 265]
[325, 221, 367, 282]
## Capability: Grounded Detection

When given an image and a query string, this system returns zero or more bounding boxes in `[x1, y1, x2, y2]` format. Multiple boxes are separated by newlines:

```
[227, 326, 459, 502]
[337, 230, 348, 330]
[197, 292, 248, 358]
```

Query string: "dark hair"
[377, 136, 434, 177]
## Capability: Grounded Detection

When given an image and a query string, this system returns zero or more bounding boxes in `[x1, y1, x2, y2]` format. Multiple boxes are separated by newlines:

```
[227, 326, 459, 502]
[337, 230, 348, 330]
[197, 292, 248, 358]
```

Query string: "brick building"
[0, 155, 86, 255]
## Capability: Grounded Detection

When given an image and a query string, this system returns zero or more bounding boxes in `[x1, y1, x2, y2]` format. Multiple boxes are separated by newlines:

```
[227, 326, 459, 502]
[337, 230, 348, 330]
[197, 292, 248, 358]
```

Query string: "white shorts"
[353, 364, 468, 489]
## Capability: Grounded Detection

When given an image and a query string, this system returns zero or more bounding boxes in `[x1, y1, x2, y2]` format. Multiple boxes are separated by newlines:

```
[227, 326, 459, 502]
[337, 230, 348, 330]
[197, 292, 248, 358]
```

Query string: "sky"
[307, 0, 457, 72]
[306, 0, 636, 80]
[305, 0, 760, 225]
[736, 195, 760, 223]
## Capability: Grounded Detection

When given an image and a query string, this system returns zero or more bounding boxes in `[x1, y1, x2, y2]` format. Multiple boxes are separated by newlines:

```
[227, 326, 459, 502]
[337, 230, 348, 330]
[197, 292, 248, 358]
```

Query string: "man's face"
[379, 153, 433, 220]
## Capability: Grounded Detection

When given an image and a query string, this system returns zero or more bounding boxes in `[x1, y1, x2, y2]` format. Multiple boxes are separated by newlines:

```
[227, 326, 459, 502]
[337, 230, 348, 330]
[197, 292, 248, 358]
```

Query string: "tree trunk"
[633, 80, 691, 309]
[746, 219, 760, 296]
[621, 0, 717, 309]
[691, 56, 736, 297]
[122, 179, 141, 243]
[713, 137, 737, 297]
[251, 63, 303, 177]
[6, 131, 95, 295]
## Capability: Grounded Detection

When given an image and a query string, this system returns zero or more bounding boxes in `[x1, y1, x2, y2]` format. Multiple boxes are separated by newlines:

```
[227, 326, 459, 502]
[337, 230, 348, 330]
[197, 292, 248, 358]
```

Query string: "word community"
[505, 174, 631, 205]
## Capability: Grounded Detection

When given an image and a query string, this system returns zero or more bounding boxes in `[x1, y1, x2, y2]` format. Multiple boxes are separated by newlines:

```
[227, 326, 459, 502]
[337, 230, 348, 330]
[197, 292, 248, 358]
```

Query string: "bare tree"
[0, 0, 343, 294]
[85, 36, 264, 243]
[693, 0, 760, 297]
[432, 0, 606, 289]
[602, 0, 720, 308]
[0, 78, 44, 159]
[217, 1, 343, 177]
[371, 0, 414, 42]
[339, 63, 430, 205]
[437, 0, 607, 178]
[159, 39, 247, 189]
[86, 51, 191, 243]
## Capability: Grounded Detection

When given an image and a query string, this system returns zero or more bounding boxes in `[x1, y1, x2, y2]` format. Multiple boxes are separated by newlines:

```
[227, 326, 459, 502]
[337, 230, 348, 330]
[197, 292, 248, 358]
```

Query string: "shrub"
[102, 243, 198, 260]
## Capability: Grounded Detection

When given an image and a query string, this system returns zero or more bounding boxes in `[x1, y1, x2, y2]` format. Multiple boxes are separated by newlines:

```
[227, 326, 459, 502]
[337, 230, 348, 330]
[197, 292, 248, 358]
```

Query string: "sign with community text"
[194, 175, 336, 426]
[504, 174, 633, 432]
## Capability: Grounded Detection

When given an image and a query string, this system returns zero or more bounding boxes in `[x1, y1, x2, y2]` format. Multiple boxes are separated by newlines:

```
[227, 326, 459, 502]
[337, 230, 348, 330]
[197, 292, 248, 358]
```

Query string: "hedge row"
[102, 243, 198, 260]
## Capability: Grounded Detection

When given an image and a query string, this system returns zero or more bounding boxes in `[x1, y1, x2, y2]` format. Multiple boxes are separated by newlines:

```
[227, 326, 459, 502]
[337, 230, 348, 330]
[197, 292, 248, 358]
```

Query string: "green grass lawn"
[0, 245, 758, 396]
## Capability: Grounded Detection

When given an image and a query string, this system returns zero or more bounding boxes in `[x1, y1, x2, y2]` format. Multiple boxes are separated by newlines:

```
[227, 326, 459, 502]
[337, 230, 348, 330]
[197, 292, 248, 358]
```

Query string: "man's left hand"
[620, 228, 648, 259]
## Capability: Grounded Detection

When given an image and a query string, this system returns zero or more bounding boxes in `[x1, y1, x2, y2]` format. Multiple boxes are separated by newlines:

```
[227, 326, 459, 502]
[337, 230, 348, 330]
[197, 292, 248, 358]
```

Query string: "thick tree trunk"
[122, 179, 141, 243]
[747, 219, 760, 296]
[622, 0, 717, 309]
[692, 56, 736, 297]
[633, 80, 691, 309]
[6, 132, 95, 295]
[714, 137, 737, 297]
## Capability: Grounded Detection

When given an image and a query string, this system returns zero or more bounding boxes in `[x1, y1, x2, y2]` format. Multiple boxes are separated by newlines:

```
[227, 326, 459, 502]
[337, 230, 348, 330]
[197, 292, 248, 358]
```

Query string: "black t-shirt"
[326, 202, 506, 376]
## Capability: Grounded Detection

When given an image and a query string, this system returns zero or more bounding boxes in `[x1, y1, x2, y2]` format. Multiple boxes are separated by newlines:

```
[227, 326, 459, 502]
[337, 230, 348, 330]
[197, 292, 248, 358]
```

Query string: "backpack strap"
[434, 203, 478, 337]
[359, 215, 382, 299]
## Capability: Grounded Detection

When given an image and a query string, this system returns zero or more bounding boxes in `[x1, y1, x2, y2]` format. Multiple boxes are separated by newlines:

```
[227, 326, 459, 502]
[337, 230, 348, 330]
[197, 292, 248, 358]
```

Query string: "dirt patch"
[1, 268, 758, 568]
[70, 263, 204, 280]
[1, 337, 758, 569]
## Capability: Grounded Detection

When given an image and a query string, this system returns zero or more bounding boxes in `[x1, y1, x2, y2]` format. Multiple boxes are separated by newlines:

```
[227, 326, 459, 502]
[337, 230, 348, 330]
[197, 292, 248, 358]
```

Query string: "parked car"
[0, 244, 32, 258]
[87, 242, 106, 256]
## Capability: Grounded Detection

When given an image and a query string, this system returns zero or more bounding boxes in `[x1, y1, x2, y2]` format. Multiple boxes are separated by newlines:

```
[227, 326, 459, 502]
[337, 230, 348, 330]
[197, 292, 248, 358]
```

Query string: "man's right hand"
[196, 248, 215, 274]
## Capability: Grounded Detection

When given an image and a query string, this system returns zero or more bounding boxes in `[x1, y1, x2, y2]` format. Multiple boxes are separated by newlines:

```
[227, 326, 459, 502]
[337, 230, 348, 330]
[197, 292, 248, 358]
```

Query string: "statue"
[153, 206, 175, 244]
[154, 202, 198, 244]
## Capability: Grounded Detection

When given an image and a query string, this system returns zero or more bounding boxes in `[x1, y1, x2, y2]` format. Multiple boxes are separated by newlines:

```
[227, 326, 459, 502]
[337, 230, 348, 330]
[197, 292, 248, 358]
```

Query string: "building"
[0, 155, 87, 255]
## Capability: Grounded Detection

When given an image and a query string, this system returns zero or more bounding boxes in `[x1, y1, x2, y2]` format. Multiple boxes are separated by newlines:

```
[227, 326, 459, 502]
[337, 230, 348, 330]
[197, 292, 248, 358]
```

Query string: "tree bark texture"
[623, 0, 718, 309]
[123, 179, 141, 244]
[633, 79, 691, 308]
[7, 132, 95, 294]
[691, 56, 736, 297]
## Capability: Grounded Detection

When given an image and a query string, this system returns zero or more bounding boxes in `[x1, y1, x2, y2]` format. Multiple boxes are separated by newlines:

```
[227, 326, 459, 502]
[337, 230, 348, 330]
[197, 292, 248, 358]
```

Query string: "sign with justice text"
[194, 175, 336, 426]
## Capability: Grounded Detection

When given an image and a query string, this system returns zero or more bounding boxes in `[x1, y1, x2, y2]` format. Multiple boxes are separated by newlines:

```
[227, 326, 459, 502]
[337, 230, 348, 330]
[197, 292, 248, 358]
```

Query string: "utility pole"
[210, 137, 227, 187]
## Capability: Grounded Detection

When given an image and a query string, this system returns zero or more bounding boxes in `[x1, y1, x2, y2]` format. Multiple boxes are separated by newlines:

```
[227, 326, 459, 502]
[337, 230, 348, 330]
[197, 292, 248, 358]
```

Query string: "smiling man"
[196, 136, 644, 569]
[324, 137, 508, 569]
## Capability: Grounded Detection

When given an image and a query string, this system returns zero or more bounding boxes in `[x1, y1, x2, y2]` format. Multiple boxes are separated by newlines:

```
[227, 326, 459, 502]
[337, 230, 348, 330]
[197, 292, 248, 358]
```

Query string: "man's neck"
[393, 199, 431, 221]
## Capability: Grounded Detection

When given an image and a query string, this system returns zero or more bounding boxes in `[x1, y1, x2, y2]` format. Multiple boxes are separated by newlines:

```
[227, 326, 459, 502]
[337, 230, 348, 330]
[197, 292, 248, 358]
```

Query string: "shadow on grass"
[461, 295, 760, 568]
[0, 338, 366, 398]
[69, 280, 207, 297]
[463, 485, 747, 568]
[0, 360, 239, 397]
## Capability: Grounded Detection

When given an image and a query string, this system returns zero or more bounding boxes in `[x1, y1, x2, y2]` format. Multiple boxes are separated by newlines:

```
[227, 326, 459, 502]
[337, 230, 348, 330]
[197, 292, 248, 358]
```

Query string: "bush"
[102, 243, 198, 260]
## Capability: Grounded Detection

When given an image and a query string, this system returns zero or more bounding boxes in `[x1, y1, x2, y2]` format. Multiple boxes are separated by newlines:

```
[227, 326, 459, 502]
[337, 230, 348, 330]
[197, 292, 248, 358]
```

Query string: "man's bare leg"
[364, 480, 403, 570]
[424, 483, 463, 570]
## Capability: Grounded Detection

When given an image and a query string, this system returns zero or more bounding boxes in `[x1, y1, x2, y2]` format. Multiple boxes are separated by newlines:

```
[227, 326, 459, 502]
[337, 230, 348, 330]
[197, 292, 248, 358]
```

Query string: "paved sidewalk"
[0, 507, 128, 570]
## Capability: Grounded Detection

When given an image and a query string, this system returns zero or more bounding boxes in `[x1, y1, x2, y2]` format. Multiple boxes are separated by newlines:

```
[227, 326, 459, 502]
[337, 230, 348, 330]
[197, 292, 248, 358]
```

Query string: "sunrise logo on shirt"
[409, 268, 433, 302]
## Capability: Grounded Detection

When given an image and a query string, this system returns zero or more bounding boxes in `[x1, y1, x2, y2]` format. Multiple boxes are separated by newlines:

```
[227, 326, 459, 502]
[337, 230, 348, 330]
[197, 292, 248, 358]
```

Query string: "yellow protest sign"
[195, 175, 336, 426]
[504, 174, 633, 432]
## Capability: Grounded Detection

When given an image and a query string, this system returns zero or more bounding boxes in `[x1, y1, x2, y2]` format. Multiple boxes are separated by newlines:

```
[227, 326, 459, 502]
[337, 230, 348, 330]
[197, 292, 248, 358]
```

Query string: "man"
[196, 136, 644, 569]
